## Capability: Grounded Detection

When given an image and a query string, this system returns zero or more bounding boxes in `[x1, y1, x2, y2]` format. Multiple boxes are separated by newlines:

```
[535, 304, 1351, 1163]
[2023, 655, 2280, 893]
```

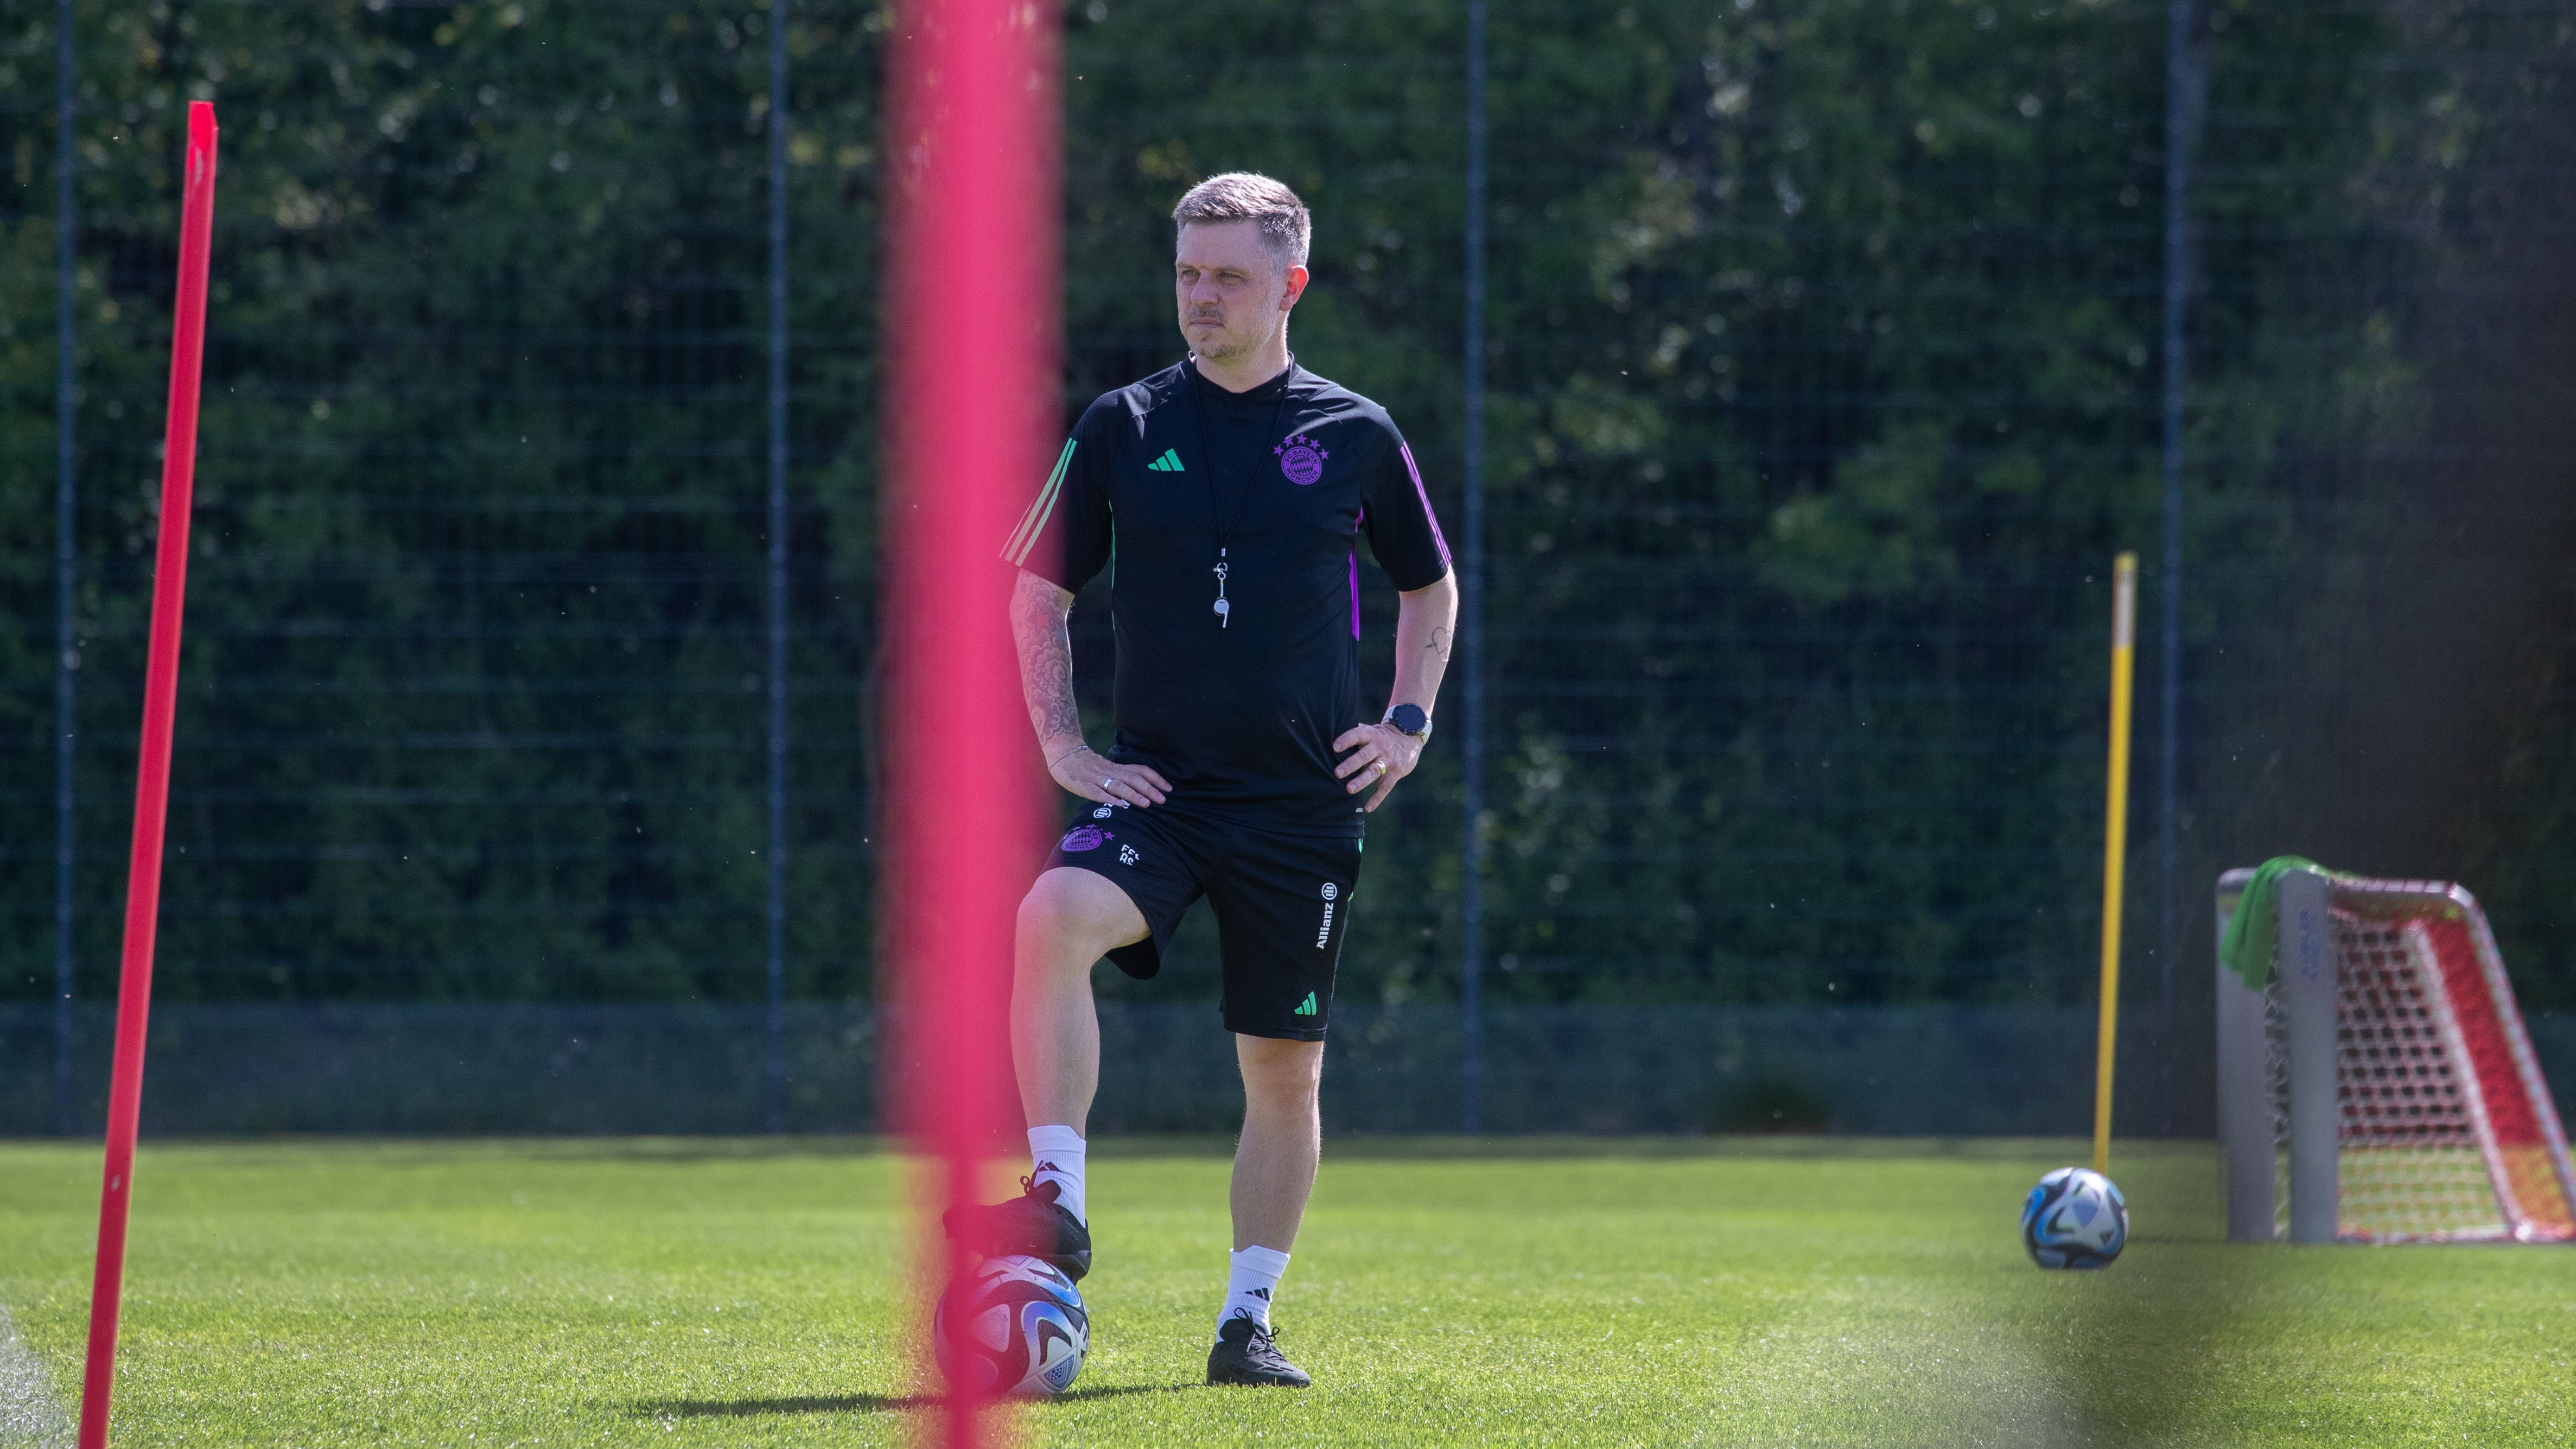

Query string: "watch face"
[1390, 704, 1428, 734]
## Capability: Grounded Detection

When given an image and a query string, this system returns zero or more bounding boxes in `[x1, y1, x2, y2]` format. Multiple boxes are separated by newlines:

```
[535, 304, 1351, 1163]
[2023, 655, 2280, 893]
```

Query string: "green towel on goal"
[2218, 856, 2346, 991]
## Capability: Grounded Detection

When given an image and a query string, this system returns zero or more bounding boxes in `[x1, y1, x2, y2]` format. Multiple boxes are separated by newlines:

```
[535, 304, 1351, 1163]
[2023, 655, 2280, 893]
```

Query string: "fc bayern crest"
[1275, 433, 1328, 486]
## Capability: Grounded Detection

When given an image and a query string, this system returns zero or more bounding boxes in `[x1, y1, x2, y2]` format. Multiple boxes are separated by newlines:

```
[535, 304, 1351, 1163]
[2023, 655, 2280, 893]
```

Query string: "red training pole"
[883, 3, 1057, 1445]
[76, 99, 217, 1449]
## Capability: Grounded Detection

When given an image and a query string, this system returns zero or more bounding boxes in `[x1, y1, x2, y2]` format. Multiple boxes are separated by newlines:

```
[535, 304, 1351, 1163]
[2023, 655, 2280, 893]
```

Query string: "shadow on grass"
[1179, 1134, 2221, 1163]
[89, 1135, 2227, 1167]
[631, 1384, 1194, 1418]
[2005, 1143, 2236, 1445]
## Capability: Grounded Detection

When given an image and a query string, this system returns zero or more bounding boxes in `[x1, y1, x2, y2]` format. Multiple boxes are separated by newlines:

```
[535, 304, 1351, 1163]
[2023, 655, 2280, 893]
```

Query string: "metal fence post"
[2153, 0, 2203, 1138]
[763, 0, 791, 1135]
[54, 0, 80, 1139]
[1458, 0, 1487, 1135]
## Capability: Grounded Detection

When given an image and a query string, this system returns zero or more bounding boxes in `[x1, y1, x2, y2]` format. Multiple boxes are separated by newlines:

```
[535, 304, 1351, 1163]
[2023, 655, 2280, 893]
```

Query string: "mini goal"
[2215, 867, 2576, 1243]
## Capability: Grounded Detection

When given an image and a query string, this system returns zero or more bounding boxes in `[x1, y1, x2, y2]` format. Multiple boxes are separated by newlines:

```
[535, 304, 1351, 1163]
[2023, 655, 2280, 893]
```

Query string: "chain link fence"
[3, 0, 2571, 1133]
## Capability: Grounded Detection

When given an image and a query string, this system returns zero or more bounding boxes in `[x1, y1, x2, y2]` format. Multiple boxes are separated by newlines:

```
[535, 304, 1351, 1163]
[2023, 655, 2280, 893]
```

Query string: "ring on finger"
[1372, 760, 1386, 777]
[1102, 778, 1115, 791]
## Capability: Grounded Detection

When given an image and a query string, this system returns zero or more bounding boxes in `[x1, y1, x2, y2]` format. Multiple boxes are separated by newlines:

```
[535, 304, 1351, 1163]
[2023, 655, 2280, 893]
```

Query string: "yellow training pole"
[2092, 553, 2138, 1175]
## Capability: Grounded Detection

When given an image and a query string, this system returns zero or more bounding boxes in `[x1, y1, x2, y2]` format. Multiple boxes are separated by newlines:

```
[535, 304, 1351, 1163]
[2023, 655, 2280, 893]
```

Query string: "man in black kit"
[948, 172, 1456, 1388]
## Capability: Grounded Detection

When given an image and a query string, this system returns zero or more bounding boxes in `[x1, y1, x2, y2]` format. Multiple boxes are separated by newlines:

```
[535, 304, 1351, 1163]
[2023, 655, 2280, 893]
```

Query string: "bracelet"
[1047, 743, 1091, 771]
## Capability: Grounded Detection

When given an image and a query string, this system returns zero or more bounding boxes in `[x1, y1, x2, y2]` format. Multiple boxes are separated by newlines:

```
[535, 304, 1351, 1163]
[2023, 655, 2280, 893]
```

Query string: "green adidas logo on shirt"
[1147, 448, 1185, 472]
[1293, 992, 1318, 1016]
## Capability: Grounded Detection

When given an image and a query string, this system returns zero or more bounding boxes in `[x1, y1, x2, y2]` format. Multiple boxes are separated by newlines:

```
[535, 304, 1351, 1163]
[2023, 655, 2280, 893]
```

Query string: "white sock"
[1220, 1245, 1292, 1334]
[1027, 1125, 1087, 1224]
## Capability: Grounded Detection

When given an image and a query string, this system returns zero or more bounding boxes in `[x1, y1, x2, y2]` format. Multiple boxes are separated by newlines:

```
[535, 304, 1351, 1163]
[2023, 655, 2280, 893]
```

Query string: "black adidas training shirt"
[1004, 359, 1452, 837]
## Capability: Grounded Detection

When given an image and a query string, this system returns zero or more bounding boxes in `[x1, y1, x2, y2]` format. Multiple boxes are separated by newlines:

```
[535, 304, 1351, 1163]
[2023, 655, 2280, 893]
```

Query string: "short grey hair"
[1171, 171, 1311, 270]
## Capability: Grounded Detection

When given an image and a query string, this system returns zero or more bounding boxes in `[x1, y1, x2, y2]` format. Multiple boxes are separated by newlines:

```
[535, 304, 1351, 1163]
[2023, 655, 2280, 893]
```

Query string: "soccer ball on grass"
[2020, 1166, 2127, 1269]
[933, 1254, 1088, 1397]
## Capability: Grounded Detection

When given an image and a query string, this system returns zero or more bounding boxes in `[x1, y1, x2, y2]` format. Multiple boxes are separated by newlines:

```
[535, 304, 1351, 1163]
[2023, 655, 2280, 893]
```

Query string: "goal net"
[2216, 867, 2576, 1244]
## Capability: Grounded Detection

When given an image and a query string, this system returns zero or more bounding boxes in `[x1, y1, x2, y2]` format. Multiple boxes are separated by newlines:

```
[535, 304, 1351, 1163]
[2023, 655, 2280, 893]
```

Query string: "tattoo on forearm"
[1426, 625, 1452, 660]
[1015, 587, 1083, 750]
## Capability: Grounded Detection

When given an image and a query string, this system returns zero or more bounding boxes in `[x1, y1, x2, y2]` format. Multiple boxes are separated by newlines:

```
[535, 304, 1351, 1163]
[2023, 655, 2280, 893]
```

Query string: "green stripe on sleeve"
[1003, 438, 1079, 566]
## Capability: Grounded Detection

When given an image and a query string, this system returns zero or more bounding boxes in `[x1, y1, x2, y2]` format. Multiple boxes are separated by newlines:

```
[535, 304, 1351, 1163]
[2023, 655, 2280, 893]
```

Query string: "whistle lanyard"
[1185, 355, 1295, 630]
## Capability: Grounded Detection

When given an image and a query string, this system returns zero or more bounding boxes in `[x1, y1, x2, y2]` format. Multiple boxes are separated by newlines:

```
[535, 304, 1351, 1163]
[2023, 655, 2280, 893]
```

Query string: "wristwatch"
[1385, 703, 1432, 740]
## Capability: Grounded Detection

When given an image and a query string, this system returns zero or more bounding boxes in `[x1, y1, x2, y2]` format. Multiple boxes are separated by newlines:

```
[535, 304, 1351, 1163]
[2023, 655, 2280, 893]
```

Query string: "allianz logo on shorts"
[1315, 881, 1339, 949]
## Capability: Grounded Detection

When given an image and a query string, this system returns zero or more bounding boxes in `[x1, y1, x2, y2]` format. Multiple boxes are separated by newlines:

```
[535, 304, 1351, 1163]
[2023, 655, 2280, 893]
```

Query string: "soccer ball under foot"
[933, 1254, 1089, 1397]
[2021, 1166, 2128, 1269]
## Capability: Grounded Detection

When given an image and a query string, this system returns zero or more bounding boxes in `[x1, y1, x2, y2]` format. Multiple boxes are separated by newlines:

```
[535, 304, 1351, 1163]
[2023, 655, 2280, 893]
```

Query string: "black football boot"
[1205, 1317, 1311, 1388]
[941, 1176, 1092, 1281]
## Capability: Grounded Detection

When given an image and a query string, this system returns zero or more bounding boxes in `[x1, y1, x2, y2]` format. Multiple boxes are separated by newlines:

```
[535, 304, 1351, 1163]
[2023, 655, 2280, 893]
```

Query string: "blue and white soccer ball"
[933, 1254, 1089, 1397]
[2021, 1166, 2128, 1269]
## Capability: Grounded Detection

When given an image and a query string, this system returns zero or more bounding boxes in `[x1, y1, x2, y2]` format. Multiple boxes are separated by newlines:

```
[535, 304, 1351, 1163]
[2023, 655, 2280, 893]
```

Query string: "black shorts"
[1046, 801, 1360, 1042]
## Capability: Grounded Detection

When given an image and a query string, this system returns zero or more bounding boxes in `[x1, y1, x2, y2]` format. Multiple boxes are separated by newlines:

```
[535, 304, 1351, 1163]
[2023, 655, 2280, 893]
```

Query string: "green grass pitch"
[3, 1136, 2573, 1446]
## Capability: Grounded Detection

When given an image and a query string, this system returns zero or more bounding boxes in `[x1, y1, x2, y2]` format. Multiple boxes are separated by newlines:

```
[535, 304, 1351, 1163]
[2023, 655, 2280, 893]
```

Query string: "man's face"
[1174, 221, 1306, 362]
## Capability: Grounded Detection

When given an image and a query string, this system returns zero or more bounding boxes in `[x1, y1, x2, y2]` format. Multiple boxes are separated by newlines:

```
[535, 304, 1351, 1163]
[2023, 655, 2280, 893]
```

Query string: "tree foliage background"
[2, 0, 2570, 1025]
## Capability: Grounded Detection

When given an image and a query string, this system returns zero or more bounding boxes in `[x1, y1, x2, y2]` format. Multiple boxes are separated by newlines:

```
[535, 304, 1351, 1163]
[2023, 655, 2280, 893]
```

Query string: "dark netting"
[3, 1, 884, 1011]
[1, 0, 2571, 1133]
